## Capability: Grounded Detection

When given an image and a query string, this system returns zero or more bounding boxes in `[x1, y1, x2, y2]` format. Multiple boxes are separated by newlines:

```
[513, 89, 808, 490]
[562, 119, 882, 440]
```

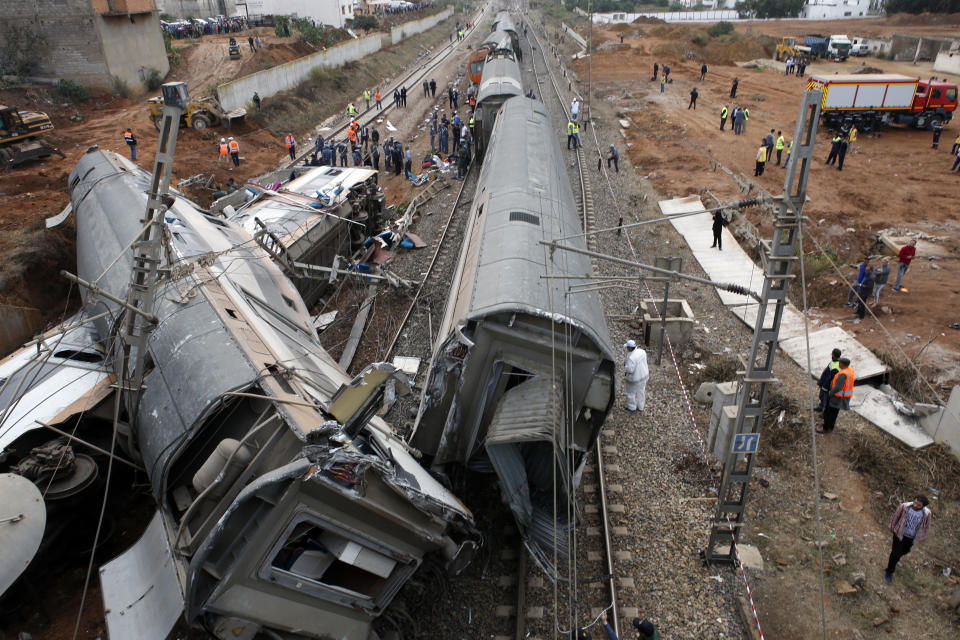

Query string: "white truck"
[826, 34, 853, 61]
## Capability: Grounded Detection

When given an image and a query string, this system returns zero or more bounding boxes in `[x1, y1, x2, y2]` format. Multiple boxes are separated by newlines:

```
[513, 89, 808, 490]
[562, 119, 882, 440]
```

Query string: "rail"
[283, 4, 490, 169]
[525, 14, 619, 639]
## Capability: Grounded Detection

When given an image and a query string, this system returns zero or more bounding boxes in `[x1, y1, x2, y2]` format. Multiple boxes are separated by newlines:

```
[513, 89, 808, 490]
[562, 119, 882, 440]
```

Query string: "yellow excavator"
[0, 105, 65, 169]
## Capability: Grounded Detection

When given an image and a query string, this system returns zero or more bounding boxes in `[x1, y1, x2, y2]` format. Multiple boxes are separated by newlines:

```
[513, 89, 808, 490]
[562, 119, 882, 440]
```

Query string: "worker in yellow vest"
[720, 105, 729, 131]
[742, 107, 750, 134]
[754, 140, 767, 176]
[820, 358, 854, 433]
[364, 89, 371, 109]
[284, 133, 296, 160]
[218, 137, 229, 163]
[775, 131, 785, 166]
[348, 103, 357, 117]
[567, 120, 580, 149]
[781, 139, 793, 168]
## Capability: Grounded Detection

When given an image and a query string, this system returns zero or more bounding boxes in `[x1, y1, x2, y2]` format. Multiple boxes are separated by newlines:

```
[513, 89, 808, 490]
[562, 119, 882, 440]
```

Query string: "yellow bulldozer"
[774, 37, 811, 62]
[0, 105, 65, 169]
[147, 94, 246, 131]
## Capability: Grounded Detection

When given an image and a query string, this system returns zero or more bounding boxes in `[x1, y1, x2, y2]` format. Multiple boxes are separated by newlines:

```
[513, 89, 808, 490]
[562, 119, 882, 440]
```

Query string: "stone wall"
[0, 0, 168, 90]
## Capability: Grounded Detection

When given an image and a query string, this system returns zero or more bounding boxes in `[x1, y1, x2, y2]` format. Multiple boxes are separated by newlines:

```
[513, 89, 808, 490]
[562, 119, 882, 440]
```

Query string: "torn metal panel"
[229, 166, 385, 306]
[100, 511, 183, 640]
[0, 315, 111, 450]
[65, 149, 476, 638]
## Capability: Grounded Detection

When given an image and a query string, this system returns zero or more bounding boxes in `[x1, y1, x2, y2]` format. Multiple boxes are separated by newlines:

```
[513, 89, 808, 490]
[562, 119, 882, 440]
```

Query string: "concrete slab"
[850, 385, 934, 449]
[779, 326, 887, 381]
[736, 544, 764, 571]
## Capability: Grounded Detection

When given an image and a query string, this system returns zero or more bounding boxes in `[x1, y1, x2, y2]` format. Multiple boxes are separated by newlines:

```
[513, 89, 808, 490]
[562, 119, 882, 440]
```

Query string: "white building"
[246, 0, 354, 27]
[801, 0, 870, 19]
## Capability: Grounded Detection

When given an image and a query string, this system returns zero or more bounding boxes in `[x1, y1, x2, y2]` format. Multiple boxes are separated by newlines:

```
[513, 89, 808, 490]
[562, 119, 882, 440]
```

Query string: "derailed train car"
[411, 97, 615, 574]
[0, 149, 476, 640]
[467, 28, 514, 85]
[474, 44, 523, 156]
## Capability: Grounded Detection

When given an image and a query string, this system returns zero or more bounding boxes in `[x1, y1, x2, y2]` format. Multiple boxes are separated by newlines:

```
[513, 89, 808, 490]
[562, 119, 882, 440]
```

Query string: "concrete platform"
[658, 196, 887, 382]
[779, 326, 888, 381]
[850, 385, 934, 449]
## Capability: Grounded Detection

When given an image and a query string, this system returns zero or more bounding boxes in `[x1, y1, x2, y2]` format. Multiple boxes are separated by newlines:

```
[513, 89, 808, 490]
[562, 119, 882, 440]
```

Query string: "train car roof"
[477, 53, 522, 104]
[452, 97, 613, 358]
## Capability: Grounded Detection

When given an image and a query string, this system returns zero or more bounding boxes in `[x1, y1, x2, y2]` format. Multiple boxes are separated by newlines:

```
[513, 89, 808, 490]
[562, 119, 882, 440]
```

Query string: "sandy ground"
[546, 12, 960, 640]
[583, 22, 960, 391]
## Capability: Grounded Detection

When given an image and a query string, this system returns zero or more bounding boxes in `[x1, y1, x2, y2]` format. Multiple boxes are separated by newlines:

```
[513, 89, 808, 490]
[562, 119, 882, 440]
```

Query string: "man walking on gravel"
[623, 339, 649, 412]
[818, 357, 853, 433]
[885, 495, 932, 583]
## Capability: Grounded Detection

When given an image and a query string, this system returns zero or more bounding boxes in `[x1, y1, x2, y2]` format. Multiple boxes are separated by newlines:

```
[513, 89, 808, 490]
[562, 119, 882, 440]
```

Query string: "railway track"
[384, 163, 479, 360]
[283, 5, 490, 169]
[502, 15, 620, 640]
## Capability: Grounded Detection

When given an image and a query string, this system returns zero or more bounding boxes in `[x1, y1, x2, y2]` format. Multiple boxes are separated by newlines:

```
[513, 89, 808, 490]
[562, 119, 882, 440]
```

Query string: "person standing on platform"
[710, 210, 726, 250]
[814, 348, 842, 412]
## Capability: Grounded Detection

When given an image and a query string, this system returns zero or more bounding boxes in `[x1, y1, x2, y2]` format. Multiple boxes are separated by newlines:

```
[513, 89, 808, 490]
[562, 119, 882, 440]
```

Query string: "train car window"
[269, 520, 395, 598]
[509, 211, 540, 226]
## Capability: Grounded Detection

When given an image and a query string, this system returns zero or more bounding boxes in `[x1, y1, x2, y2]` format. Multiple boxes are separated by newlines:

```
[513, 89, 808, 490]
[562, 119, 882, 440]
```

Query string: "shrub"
[875, 50, 887, 59]
[352, 15, 378, 31]
[111, 75, 132, 98]
[144, 67, 164, 91]
[707, 21, 735, 38]
[58, 79, 90, 103]
[274, 15, 291, 38]
[691, 33, 707, 46]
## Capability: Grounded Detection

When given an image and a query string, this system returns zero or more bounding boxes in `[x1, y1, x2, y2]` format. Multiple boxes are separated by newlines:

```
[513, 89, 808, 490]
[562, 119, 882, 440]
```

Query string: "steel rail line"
[525, 13, 619, 640]
[383, 163, 475, 360]
[283, 5, 490, 169]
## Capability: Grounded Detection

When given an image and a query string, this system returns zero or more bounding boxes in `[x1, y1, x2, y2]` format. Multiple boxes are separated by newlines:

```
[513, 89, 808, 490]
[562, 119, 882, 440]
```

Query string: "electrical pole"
[704, 89, 823, 565]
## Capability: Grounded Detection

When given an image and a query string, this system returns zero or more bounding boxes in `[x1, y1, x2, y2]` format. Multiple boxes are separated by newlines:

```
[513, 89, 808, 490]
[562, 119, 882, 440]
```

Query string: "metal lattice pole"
[704, 90, 823, 564]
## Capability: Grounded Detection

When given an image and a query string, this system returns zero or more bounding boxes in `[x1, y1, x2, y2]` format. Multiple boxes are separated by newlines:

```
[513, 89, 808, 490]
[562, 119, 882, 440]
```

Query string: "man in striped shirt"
[885, 495, 932, 583]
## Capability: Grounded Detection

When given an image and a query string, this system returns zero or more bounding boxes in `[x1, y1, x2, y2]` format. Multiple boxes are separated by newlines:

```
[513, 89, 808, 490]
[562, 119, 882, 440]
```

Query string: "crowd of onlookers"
[162, 15, 249, 39]
[361, 2, 437, 16]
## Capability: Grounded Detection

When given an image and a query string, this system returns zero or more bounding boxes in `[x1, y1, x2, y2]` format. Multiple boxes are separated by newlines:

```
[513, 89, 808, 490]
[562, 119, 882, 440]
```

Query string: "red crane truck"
[806, 74, 958, 132]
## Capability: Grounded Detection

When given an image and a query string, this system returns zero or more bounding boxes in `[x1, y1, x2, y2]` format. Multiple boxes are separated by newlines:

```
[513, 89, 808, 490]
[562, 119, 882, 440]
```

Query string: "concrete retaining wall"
[560, 22, 586, 49]
[156, 0, 238, 19]
[390, 7, 452, 45]
[934, 50, 960, 76]
[216, 34, 382, 111]
[921, 386, 960, 461]
[0, 305, 43, 358]
[891, 33, 954, 62]
[98, 12, 170, 91]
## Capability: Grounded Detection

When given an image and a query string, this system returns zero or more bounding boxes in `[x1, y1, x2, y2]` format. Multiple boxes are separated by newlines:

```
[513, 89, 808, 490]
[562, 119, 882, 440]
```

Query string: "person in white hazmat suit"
[623, 339, 649, 412]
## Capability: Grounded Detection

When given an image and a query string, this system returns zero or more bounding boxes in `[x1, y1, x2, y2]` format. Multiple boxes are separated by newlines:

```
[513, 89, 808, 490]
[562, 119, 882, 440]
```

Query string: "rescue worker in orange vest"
[469, 94, 476, 113]
[228, 137, 240, 168]
[218, 137, 229, 163]
[820, 357, 854, 433]
[348, 126, 357, 147]
[284, 133, 296, 160]
[375, 90, 382, 110]
[123, 128, 137, 161]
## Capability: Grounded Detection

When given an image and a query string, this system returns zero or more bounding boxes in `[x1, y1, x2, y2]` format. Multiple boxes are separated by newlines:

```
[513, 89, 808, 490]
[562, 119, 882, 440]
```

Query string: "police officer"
[826, 133, 842, 165]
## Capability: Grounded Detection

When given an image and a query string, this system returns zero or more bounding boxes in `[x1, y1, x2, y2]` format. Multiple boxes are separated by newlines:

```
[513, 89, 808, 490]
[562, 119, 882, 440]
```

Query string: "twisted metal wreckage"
[0, 85, 475, 640]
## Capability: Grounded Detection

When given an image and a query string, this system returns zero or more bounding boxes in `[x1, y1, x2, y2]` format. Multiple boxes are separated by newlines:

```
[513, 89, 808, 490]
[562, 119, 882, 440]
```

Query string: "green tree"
[738, 0, 805, 18]
[885, 0, 960, 13]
